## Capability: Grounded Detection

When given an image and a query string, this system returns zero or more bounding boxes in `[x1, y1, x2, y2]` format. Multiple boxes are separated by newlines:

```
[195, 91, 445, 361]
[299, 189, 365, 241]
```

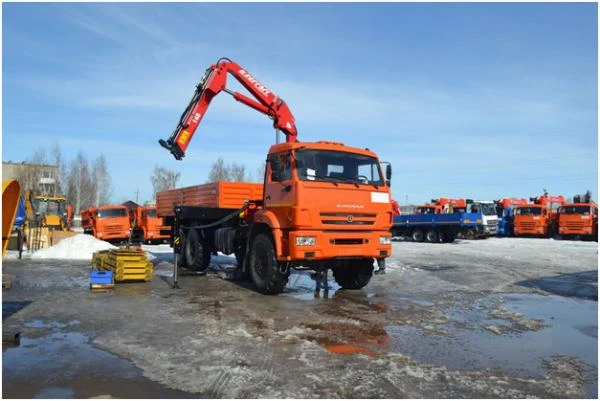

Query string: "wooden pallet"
[92, 248, 153, 282]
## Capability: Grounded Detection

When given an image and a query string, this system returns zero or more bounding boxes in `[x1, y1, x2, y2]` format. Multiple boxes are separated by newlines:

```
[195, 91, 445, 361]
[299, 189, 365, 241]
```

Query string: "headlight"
[296, 236, 316, 246]
[97, 233, 103, 238]
[148, 231, 154, 236]
[379, 236, 392, 245]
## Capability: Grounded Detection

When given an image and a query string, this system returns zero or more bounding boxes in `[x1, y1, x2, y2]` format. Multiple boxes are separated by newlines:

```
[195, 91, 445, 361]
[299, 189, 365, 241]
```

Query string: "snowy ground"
[2, 236, 598, 398]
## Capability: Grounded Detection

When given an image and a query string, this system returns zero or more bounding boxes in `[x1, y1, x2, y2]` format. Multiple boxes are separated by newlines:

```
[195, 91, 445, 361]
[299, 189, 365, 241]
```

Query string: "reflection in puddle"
[2, 331, 197, 398]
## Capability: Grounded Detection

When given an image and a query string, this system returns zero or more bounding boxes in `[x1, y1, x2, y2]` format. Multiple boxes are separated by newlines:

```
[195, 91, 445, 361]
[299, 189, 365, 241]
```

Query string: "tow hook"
[374, 258, 386, 275]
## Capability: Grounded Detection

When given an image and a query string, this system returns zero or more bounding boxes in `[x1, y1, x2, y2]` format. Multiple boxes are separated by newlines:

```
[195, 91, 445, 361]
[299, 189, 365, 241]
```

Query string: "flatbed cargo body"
[392, 212, 484, 243]
[156, 182, 263, 217]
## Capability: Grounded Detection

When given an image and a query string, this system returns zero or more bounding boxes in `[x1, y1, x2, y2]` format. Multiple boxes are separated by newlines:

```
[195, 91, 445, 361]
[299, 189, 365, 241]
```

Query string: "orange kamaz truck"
[513, 193, 564, 237]
[129, 205, 171, 244]
[558, 193, 598, 241]
[82, 205, 131, 242]
[156, 58, 393, 294]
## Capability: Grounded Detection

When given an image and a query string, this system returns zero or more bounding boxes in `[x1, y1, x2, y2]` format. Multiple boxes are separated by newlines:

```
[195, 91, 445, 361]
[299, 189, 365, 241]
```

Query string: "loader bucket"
[2, 180, 21, 257]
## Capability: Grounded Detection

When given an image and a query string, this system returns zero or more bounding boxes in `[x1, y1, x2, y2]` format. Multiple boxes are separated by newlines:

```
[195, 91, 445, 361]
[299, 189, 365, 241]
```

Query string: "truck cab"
[495, 198, 528, 236]
[263, 141, 393, 264]
[558, 203, 598, 240]
[130, 206, 171, 243]
[82, 205, 131, 242]
[514, 194, 564, 238]
[468, 200, 498, 236]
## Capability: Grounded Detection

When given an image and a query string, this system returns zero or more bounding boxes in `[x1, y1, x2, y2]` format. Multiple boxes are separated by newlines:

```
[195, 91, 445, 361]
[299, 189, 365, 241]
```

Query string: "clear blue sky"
[2, 3, 597, 204]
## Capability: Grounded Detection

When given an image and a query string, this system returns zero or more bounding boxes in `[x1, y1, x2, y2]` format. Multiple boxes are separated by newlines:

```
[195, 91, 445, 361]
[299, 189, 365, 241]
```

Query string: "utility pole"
[135, 190, 139, 204]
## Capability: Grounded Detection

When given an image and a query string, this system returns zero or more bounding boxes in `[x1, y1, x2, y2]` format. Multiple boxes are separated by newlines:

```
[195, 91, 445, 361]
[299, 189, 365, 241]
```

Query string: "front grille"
[320, 212, 376, 226]
[519, 222, 537, 230]
[564, 222, 585, 230]
[329, 238, 367, 245]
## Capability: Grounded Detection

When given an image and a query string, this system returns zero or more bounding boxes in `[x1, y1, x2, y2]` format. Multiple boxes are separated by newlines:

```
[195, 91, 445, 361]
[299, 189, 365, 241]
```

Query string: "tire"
[464, 228, 476, 239]
[332, 259, 374, 290]
[411, 229, 424, 242]
[184, 228, 211, 271]
[249, 233, 289, 294]
[425, 229, 439, 243]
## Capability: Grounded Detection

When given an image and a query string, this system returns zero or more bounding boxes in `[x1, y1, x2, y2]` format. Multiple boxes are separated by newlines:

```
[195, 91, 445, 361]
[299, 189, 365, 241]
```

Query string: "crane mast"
[159, 57, 297, 160]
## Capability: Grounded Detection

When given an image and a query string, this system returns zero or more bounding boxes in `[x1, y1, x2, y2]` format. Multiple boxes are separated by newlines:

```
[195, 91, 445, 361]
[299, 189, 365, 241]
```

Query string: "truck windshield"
[474, 204, 497, 216]
[560, 206, 591, 215]
[295, 149, 383, 186]
[515, 207, 542, 215]
[98, 208, 127, 218]
[417, 207, 436, 214]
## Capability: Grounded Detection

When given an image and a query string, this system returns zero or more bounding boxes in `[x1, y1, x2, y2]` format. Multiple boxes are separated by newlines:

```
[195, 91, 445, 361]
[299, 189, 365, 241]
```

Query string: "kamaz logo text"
[336, 204, 364, 209]
[239, 69, 271, 96]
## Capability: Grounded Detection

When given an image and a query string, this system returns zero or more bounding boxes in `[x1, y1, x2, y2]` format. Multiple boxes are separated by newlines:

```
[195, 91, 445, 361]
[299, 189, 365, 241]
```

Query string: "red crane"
[159, 57, 297, 160]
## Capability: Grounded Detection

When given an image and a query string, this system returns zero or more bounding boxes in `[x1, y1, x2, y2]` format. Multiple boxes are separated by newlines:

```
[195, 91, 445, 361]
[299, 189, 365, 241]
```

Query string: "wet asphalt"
[2, 238, 598, 398]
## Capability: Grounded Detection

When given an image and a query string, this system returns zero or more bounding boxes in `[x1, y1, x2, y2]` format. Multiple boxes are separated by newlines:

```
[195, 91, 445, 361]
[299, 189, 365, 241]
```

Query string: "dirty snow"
[30, 234, 116, 260]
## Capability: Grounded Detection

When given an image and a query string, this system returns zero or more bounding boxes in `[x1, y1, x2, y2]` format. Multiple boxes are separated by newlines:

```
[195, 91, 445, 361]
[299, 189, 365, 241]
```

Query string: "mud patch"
[387, 292, 598, 397]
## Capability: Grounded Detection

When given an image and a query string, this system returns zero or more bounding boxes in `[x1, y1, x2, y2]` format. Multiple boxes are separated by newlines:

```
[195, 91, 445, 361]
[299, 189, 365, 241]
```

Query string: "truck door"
[264, 151, 295, 229]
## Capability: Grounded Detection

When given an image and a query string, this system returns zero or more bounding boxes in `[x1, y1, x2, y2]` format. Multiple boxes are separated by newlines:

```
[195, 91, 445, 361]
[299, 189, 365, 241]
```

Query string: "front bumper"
[285, 230, 392, 261]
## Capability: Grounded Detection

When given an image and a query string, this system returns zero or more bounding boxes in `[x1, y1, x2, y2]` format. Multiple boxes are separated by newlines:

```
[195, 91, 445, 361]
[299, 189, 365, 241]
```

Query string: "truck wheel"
[464, 228, 475, 239]
[332, 259, 374, 289]
[184, 228, 211, 271]
[249, 234, 289, 294]
[412, 229, 424, 242]
[425, 229, 439, 243]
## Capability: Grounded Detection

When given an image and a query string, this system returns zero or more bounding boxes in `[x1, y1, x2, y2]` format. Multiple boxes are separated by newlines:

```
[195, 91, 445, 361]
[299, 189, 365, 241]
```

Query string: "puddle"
[285, 271, 342, 300]
[387, 293, 598, 397]
[3, 301, 33, 320]
[2, 331, 199, 398]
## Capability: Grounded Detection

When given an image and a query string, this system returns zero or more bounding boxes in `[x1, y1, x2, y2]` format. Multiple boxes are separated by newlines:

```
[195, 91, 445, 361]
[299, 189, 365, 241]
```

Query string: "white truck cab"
[468, 200, 499, 237]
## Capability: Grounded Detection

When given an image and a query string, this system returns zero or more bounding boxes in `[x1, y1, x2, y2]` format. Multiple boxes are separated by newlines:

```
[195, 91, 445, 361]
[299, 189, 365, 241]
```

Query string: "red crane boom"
[159, 57, 297, 160]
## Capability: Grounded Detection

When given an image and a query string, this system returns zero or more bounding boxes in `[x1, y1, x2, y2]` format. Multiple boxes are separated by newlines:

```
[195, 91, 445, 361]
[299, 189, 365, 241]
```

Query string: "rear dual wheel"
[184, 228, 211, 271]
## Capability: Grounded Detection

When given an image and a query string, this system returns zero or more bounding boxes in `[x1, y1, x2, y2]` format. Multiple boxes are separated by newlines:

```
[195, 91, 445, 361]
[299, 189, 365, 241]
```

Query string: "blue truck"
[391, 210, 485, 243]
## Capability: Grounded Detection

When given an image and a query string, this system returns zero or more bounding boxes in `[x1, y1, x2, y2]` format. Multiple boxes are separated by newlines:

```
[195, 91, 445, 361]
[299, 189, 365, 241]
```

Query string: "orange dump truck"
[129, 205, 171, 244]
[82, 205, 131, 242]
[513, 194, 564, 237]
[558, 194, 598, 241]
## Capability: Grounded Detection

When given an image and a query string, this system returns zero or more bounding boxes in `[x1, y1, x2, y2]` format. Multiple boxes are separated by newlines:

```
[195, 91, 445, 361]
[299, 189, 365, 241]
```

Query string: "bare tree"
[151, 165, 181, 197]
[230, 163, 246, 181]
[208, 158, 230, 182]
[92, 154, 112, 206]
[50, 143, 64, 196]
[67, 151, 93, 214]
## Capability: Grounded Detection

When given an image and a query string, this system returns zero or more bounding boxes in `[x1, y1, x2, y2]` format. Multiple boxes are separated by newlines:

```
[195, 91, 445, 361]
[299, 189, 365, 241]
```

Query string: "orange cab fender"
[247, 213, 284, 259]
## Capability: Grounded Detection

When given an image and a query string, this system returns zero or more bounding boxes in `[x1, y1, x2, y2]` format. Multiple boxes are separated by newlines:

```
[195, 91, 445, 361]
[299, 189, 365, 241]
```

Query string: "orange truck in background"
[558, 193, 598, 241]
[415, 198, 466, 214]
[81, 205, 131, 242]
[513, 194, 565, 237]
[129, 205, 171, 244]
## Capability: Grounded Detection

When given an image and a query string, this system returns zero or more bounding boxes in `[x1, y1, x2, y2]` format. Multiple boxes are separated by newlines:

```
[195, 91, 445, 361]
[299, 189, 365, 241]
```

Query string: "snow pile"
[31, 234, 116, 260]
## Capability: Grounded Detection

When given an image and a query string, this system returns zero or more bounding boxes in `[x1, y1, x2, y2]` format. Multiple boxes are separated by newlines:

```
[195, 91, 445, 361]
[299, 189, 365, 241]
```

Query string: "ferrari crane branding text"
[239, 69, 271, 97]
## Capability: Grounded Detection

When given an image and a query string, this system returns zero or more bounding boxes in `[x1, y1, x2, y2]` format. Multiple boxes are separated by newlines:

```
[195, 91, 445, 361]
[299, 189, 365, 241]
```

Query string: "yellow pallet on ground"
[91, 248, 153, 282]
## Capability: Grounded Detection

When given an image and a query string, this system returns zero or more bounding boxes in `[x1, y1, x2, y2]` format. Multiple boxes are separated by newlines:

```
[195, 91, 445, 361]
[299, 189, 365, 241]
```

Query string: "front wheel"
[332, 259, 374, 290]
[249, 234, 289, 294]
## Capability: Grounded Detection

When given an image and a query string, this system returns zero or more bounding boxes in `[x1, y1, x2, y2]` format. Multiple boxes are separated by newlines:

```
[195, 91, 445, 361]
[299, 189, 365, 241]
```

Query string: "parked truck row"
[393, 192, 597, 243]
